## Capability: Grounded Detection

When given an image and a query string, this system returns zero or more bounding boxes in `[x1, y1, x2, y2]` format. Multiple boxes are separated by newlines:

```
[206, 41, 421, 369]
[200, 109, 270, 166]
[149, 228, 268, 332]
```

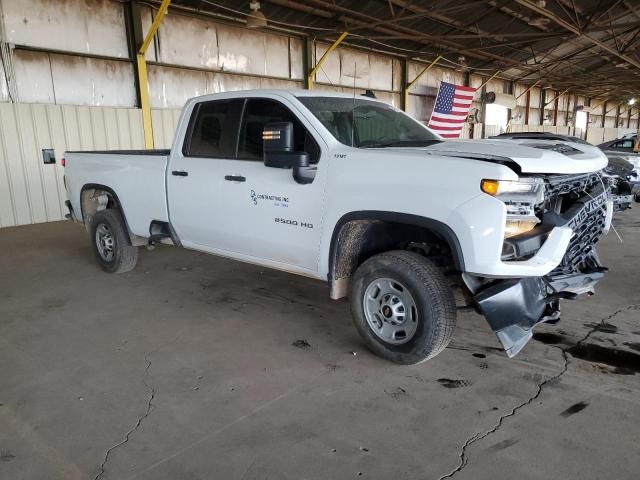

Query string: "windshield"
[298, 96, 442, 148]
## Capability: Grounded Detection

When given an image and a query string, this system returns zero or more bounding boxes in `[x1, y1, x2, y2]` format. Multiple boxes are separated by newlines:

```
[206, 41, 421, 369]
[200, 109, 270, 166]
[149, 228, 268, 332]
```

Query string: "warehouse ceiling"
[166, 0, 640, 101]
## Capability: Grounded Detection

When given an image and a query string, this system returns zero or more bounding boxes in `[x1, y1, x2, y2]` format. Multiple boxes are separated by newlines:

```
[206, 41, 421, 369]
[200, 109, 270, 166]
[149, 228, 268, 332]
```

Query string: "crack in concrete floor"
[436, 305, 637, 480]
[94, 355, 155, 480]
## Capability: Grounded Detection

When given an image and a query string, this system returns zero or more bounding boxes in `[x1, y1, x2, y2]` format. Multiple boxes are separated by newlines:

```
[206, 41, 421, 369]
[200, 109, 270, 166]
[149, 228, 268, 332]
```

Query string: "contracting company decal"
[250, 190, 289, 207]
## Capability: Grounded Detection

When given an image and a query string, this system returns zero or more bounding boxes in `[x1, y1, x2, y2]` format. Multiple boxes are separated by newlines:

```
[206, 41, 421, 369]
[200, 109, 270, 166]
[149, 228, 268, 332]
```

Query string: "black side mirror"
[263, 122, 309, 170]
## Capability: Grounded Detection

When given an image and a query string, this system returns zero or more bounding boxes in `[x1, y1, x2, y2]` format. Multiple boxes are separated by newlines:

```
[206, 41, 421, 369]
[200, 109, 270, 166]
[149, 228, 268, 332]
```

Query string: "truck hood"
[416, 139, 608, 174]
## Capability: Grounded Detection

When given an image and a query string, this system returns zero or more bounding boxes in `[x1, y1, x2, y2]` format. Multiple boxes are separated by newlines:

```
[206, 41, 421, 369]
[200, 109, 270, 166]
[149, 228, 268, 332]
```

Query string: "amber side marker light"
[481, 179, 499, 196]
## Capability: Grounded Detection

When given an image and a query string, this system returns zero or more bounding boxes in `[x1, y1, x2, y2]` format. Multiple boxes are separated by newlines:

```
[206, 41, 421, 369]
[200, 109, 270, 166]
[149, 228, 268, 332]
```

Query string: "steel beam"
[514, 0, 640, 70]
[403, 55, 442, 112]
[543, 88, 570, 108]
[307, 32, 348, 90]
[515, 80, 541, 100]
[137, 0, 171, 149]
[477, 70, 501, 91]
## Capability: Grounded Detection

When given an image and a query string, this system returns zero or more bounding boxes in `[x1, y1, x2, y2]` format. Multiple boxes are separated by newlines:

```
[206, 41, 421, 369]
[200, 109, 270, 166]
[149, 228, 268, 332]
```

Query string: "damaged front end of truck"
[468, 172, 612, 357]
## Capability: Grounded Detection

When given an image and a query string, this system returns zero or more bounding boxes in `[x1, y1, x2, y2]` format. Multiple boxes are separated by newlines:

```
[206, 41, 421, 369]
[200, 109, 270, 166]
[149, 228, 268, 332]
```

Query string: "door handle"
[172, 170, 189, 177]
[225, 175, 246, 182]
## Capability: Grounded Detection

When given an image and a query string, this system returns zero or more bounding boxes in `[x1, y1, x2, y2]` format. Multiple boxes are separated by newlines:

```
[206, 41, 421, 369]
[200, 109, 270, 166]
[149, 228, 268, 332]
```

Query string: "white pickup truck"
[64, 89, 612, 364]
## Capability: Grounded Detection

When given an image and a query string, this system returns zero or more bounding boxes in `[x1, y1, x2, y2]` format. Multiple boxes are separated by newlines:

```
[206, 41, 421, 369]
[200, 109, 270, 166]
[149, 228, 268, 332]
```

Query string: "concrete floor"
[1, 209, 639, 480]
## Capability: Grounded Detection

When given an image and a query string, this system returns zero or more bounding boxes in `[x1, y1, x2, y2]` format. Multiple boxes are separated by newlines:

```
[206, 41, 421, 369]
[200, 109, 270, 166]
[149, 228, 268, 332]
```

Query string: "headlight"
[482, 178, 545, 242]
[481, 178, 544, 196]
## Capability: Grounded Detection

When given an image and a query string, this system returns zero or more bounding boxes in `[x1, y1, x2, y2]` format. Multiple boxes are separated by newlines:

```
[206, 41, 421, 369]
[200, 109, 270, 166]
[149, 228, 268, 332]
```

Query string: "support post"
[506, 81, 514, 131]
[480, 82, 487, 138]
[307, 31, 348, 90]
[303, 37, 313, 90]
[635, 107, 640, 152]
[543, 88, 570, 108]
[137, 0, 171, 149]
[403, 55, 442, 112]
[399, 57, 408, 112]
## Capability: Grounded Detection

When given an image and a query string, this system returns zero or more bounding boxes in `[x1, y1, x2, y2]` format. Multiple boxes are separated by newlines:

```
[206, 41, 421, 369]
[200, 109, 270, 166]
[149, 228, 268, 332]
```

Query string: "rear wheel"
[350, 250, 456, 365]
[90, 209, 138, 274]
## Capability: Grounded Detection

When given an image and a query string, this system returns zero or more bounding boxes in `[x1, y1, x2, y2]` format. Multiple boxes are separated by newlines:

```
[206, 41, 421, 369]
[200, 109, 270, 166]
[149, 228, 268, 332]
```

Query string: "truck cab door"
[168, 96, 326, 276]
[210, 97, 326, 274]
[167, 98, 245, 248]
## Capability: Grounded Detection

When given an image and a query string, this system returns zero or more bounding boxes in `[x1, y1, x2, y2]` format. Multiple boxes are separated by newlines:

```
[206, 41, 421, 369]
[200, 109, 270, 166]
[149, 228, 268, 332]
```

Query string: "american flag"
[427, 81, 477, 139]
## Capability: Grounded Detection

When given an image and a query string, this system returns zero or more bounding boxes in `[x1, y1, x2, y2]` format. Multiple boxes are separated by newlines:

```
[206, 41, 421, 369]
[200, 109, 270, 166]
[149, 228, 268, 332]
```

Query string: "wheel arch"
[80, 184, 132, 236]
[328, 211, 465, 299]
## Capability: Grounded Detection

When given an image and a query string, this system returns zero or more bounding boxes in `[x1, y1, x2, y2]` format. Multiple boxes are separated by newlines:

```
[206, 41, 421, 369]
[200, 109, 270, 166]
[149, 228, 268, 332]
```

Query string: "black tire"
[90, 209, 138, 274]
[350, 250, 456, 365]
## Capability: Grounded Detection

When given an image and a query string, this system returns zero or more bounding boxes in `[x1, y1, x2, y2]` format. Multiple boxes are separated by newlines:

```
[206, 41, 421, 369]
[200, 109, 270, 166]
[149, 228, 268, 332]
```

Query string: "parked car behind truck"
[64, 90, 612, 364]
[491, 132, 637, 211]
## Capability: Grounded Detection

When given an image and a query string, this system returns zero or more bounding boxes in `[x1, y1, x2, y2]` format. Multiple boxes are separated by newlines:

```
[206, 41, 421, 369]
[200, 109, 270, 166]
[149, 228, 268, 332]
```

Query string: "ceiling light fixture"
[528, 16, 550, 27]
[246, 1, 267, 29]
[528, 2, 549, 28]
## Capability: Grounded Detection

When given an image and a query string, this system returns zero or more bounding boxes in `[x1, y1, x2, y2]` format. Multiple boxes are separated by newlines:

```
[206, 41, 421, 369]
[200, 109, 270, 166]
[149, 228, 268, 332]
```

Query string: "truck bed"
[65, 150, 171, 238]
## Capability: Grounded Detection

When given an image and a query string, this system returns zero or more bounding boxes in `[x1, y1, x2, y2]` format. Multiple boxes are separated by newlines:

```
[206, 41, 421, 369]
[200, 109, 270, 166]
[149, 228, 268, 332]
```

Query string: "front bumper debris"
[474, 172, 610, 357]
[474, 270, 603, 357]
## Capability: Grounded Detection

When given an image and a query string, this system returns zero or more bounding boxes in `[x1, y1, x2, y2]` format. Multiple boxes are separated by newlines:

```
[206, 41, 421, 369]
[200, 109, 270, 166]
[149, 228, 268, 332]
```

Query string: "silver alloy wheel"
[363, 277, 418, 345]
[95, 223, 115, 262]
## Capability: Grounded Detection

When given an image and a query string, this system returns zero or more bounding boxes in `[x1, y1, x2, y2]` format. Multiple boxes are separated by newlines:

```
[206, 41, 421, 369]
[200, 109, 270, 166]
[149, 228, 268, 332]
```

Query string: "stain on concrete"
[438, 378, 471, 389]
[385, 387, 407, 399]
[291, 339, 311, 349]
[43, 299, 66, 309]
[0, 450, 15, 462]
[560, 401, 589, 417]
[488, 437, 520, 452]
[567, 343, 640, 374]
[325, 363, 342, 372]
[533, 332, 564, 344]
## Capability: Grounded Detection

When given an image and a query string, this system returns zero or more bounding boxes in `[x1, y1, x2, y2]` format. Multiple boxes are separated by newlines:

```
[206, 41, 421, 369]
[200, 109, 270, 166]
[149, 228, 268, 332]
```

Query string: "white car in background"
[491, 132, 637, 210]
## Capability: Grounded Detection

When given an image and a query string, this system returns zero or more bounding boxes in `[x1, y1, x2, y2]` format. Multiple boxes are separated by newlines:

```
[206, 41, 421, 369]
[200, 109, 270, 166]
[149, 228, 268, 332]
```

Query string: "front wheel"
[90, 209, 138, 274]
[350, 250, 456, 365]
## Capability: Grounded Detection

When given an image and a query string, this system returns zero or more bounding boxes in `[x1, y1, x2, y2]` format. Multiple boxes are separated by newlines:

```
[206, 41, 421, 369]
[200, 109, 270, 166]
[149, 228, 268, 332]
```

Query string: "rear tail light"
[61, 157, 65, 167]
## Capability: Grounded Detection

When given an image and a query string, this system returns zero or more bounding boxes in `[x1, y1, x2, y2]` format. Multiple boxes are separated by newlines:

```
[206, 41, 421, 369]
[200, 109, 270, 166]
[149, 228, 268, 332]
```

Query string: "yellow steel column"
[137, 0, 171, 149]
[403, 55, 442, 112]
[307, 32, 348, 90]
[137, 54, 153, 149]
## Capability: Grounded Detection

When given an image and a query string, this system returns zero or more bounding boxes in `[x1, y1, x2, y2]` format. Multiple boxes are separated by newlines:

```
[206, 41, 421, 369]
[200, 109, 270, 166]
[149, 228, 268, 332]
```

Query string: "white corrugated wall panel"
[3, 0, 128, 59]
[151, 109, 182, 149]
[0, 103, 145, 228]
[586, 127, 605, 145]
